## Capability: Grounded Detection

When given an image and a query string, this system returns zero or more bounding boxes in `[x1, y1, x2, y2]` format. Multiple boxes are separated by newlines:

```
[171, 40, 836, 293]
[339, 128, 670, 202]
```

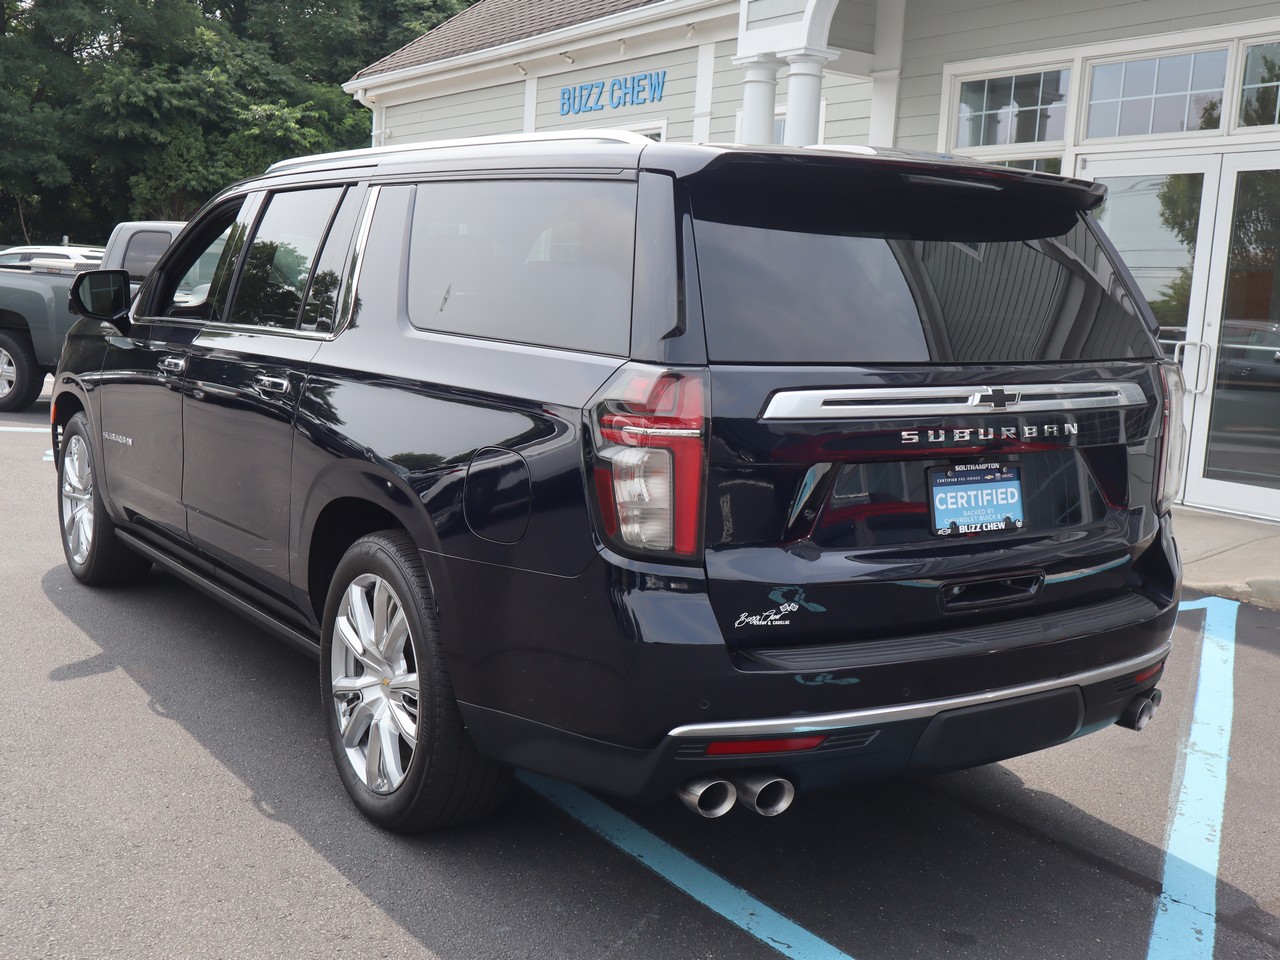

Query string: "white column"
[869, 0, 906, 147]
[734, 54, 782, 145]
[869, 69, 901, 147]
[779, 47, 838, 146]
[692, 42, 717, 144]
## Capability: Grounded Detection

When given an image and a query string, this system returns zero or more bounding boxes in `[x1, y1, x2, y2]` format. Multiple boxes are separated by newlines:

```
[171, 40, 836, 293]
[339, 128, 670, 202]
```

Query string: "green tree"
[0, 0, 475, 244]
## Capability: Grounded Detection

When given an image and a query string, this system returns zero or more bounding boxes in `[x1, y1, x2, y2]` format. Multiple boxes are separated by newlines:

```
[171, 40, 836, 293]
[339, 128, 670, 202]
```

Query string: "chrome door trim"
[760, 381, 1148, 420]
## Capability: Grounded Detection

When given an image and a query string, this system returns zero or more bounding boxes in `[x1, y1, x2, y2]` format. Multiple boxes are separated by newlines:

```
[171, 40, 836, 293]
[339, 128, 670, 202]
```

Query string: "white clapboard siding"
[384, 82, 525, 144]
[896, 0, 1280, 150]
[746, 0, 806, 30]
[536, 47, 700, 140]
[824, 72, 873, 145]
[829, 0, 876, 53]
[709, 39, 745, 142]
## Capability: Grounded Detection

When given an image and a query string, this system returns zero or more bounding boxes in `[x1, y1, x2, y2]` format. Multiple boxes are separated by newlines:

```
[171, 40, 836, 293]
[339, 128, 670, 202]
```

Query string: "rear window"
[689, 163, 1157, 364]
[406, 180, 635, 356]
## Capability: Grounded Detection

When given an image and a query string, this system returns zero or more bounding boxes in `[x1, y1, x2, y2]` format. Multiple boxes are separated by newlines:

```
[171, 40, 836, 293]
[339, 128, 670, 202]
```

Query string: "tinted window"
[120, 230, 173, 281]
[300, 188, 362, 332]
[150, 198, 250, 322]
[406, 180, 635, 355]
[689, 166, 1156, 364]
[230, 187, 343, 328]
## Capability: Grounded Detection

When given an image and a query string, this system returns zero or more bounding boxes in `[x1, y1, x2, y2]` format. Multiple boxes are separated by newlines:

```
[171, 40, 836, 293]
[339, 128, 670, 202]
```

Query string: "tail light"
[1156, 363, 1187, 513]
[587, 363, 708, 560]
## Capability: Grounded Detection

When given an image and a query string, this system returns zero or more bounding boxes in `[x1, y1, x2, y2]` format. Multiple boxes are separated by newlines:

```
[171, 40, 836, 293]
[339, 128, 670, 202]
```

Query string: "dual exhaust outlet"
[677, 772, 795, 818]
[1117, 687, 1163, 731]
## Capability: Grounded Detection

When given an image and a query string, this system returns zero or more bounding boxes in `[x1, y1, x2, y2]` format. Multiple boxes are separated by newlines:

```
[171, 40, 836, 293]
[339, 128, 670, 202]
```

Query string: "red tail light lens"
[705, 736, 827, 756]
[588, 364, 708, 559]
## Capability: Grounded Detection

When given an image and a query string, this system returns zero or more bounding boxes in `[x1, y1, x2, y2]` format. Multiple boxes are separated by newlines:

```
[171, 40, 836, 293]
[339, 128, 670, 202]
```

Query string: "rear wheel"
[58, 412, 151, 585]
[0, 330, 44, 412]
[320, 531, 510, 831]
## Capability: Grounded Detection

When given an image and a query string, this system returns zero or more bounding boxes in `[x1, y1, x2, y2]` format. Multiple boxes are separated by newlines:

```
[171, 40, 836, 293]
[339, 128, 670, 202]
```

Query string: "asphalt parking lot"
[3, 390, 1277, 960]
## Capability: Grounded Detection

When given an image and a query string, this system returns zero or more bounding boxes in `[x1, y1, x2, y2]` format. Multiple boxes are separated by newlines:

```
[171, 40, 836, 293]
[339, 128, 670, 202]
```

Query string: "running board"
[115, 530, 320, 659]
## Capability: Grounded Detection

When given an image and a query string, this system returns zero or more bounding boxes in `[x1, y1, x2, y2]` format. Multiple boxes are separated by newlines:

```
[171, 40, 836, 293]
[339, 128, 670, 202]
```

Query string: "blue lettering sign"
[560, 69, 666, 114]
[649, 71, 665, 101]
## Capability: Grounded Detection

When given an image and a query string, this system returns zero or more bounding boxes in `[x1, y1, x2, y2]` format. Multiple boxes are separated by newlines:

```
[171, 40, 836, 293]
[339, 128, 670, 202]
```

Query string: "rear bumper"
[459, 629, 1173, 802]
[446, 512, 1181, 800]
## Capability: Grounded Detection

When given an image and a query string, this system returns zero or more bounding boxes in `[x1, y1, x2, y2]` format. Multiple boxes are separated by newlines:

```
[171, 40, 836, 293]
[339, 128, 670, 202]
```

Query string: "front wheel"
[320, 531, 510, 831]
[58, 412, 151, 585]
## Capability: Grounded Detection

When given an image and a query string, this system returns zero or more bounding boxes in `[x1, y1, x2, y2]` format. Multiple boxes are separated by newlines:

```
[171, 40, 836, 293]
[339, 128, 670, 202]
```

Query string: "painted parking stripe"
[0, 426, 47, 433]
[520, 772, 854, 960]
[1147, 596, 1240, 960]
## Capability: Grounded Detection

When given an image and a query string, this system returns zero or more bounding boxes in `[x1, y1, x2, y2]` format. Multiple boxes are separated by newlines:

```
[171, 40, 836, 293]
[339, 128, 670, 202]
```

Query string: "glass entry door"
[1191, 152, 1280, 516]
[1083, 151, 1280, 519]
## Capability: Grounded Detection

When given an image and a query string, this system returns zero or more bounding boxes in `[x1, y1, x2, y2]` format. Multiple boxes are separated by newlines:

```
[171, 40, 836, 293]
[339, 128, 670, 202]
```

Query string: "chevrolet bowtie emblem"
[976, 387, 1020, 410]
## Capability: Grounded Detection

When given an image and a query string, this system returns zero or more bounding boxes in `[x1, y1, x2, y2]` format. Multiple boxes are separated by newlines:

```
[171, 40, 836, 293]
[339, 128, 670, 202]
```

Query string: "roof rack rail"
[265, 129, 655, 174]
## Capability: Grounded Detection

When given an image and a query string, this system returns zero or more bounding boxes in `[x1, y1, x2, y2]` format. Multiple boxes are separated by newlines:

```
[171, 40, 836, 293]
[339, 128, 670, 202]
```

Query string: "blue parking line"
[1147, 597, 1240, 960]
[526, 596, 1240, 960]
[520, 772, 855, 960]
[0, 426, 47, 433]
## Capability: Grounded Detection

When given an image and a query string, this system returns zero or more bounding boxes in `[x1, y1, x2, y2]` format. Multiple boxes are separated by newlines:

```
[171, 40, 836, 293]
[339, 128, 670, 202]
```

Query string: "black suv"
[55, 132, 1183, 830]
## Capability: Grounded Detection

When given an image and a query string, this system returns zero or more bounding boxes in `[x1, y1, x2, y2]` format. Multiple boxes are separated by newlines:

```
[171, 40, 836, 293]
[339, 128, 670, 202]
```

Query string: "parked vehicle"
[1217, 319, 1280, 388]
[53, 132, 1182, 831]
[0, 221, 182, 411]
[0, 245, 104, 265]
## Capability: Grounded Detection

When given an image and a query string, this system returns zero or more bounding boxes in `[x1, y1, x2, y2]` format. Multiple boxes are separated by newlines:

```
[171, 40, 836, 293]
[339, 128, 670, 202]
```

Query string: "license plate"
[929, 462, 1024, 536]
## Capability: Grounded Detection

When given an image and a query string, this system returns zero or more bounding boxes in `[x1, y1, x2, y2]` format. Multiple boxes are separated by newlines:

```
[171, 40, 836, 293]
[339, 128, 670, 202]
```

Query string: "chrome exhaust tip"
[1117, 688, 1162, 731]
[733, 772, 795, 817]
[677, 777, 737, 818]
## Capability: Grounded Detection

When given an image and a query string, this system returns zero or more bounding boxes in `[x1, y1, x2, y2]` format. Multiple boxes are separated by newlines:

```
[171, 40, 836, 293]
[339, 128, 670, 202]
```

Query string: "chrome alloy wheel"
[0, 346, 15, 400]
[331, 574, 420, 794]
[61, 435, 95, 565]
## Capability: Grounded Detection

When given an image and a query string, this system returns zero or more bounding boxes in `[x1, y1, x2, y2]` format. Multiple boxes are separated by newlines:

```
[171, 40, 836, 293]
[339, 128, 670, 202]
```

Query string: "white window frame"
[596, 117, 670, 141]
[1236, 37, 1280, 133]
[938, 15, 1280, 172]
[950, 65, 1074, 158]
[1079, 43, 1237, 145]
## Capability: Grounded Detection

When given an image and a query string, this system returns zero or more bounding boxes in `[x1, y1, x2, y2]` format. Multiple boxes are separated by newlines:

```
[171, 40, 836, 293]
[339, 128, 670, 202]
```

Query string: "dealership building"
[346, 0, 1280, 523]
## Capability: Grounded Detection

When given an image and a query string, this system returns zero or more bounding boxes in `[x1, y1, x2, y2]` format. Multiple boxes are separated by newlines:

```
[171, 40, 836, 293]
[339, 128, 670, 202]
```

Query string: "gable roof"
[352, 0, 671, 82]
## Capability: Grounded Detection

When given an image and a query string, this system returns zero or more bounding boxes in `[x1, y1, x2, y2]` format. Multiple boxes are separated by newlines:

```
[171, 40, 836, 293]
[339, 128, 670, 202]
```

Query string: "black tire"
[57, 412, 152, 586]
[320, 530, 511, 831]
[0, 329, 45, 412]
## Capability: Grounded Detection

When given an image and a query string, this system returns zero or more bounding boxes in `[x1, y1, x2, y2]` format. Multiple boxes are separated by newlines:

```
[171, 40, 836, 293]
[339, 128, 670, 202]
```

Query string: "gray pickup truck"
[0, 220, 183, 411]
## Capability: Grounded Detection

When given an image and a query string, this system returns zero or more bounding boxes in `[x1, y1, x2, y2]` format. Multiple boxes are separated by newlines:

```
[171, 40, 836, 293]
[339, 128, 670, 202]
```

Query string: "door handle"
[254, 374, 291, 395]
[1173, 340, 1214, 395]
[159, 355, 186, 374]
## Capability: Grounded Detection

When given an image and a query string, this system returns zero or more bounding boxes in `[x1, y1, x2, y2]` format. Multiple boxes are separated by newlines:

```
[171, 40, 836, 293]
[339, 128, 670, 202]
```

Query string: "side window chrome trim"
[197, 321, 333, 341]
[761, 381, 1149, 420]
[334, 185, 380, 338]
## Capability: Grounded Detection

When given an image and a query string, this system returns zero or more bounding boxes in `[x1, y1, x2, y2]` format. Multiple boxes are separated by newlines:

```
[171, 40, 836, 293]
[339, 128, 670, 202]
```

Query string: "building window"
[1240, 42, 1280, 126]
[998, 157, 1063, 174]
[956, 70, 1069, 148]
[1085, 50, 1226, 138]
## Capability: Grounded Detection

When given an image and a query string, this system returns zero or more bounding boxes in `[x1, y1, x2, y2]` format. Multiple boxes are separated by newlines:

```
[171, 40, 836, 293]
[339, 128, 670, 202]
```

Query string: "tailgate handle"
[940, 572, 1044, 612]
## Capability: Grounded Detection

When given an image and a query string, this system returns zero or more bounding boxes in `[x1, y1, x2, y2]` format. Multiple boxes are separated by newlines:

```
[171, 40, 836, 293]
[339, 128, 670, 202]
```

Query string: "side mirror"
[69, 269, 132, 331]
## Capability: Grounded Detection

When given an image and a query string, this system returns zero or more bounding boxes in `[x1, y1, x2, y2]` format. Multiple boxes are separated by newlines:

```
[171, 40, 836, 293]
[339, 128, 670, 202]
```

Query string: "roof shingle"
[352, 0, 671, 82]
